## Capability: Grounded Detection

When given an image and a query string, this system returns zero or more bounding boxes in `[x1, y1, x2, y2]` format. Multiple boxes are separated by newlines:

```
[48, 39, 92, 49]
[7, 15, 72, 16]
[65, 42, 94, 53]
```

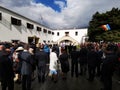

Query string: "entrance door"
[28, 36, 39, 44]
[35, 38, 39, 44]
[28, 37, 34, 44]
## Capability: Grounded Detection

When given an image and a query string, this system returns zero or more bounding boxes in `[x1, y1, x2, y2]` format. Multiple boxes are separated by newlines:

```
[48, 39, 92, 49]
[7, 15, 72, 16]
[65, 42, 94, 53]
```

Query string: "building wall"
[0, 6, 53, 43]
[0, 6, 88, 45]
[53, 29, 88, 44]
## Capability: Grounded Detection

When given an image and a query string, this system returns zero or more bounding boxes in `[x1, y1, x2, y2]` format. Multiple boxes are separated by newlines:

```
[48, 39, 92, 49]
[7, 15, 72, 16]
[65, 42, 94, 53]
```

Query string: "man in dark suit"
[0, 44, 14, 90]
[35, 44, 48, 83]
[70, 46, 79, 77]
[18, 44, 34, 90]
[87, 45, 98, 81]
[79, 45, 88, 75]
[101, 44, 118, 90]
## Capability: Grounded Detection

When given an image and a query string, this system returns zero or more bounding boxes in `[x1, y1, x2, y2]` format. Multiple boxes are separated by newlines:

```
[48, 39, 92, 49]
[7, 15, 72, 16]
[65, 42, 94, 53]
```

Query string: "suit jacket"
[0, 51, 14, 80]
[18, 50, 34, 75]
[87, 50, 98, 67]
[35, 50, 48, 67]
[70, 50, 79, 63]
[101, 52, 118, 76]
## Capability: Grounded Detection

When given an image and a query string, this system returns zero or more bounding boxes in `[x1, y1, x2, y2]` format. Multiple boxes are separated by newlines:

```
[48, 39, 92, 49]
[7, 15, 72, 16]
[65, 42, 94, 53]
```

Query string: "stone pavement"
[1, 71, 119, 90]
[1, 59, 120, 90]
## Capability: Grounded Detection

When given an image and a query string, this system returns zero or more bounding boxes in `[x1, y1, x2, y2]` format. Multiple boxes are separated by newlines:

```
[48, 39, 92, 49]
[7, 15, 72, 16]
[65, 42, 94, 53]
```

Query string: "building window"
[43, 40, 46, 43]
[48, 40, 50, 43]
[27, 23, 34, 29]
[65, 32, 69, 36]
[43, 29, 47, 33]
[57, 32, 59, 36]
[75, 31, 78, 36]
[48, 31, 51, 34]
[11, 40, 19, 43]
[11, 17, 21, 26]
[52, 32, 54, 35]
[0, 13, 2, 20]
[37, 26, 41, 31]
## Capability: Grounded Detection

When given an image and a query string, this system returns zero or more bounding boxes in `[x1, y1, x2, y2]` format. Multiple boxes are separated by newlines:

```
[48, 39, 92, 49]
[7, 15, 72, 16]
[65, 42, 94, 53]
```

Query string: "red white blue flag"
[101, 24, 111, 31]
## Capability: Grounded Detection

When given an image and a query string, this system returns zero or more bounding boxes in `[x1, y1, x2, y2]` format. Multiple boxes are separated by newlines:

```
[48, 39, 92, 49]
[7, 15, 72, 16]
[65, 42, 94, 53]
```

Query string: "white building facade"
[53, 29, 88, 45]
[0, 6, 88, 45]
[0, 6, 53, 44]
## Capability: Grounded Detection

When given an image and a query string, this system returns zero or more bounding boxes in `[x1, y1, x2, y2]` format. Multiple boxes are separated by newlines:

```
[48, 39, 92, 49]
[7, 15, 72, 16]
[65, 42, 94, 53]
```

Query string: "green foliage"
[88, 8, 120, 42]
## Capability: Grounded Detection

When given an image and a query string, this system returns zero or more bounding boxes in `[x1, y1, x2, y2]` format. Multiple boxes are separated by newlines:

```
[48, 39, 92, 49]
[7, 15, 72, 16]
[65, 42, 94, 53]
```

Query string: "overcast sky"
[0, 0, 120, 29]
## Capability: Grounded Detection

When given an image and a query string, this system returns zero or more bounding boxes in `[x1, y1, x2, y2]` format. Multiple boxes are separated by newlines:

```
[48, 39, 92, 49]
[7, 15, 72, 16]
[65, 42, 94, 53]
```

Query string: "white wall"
[53, 28, 88, 44]
[0, 7, 53, 43]
[0, 6, 88, 45]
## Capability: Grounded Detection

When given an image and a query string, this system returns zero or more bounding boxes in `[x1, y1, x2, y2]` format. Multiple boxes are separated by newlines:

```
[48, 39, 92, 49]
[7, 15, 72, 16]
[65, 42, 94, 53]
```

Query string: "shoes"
[62, 77, 67, 80]
[87, 78, 93, 82]
[100, 88, 104, 90]
[76, 76, 78, 78]
[15, 80, 21, 84]
[96, 74, 100, 77]
[79, 73, 83, 75]
[38, 79, 41, 83]
[32, 77, 36, 81]
[118, 80, 120, 84]
[53, 80, 57, 83]
[38, 78, 45, 83]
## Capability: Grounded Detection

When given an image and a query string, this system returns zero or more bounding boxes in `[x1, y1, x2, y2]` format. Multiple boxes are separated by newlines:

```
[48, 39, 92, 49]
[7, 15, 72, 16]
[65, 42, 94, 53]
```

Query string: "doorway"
[28, 36, 39, 44]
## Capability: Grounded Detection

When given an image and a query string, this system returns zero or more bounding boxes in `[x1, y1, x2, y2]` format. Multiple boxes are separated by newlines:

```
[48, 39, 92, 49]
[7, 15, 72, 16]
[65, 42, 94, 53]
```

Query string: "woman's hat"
[16, 46, 24, 51]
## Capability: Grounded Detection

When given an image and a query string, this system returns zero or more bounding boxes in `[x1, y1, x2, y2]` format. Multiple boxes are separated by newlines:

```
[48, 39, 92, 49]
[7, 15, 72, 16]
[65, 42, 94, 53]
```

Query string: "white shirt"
[49, 52, 58, 70]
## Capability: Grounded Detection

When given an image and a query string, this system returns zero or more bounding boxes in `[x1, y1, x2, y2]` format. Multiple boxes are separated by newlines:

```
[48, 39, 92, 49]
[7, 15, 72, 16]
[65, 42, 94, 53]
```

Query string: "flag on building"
[101, 24, 111, 31]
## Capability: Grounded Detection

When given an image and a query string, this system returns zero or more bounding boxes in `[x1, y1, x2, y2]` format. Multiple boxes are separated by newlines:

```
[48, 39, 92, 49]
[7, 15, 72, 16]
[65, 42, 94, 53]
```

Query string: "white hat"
[16, 46, 24, 51]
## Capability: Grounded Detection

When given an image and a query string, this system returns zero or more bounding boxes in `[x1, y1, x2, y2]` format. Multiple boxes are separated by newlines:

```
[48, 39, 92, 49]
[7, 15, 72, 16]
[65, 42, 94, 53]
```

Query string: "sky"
[0, 0, 120, 29]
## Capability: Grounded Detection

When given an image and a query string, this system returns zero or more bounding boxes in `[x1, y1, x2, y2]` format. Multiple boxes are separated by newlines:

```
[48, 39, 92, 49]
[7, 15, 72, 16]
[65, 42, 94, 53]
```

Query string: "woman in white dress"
[49, 47, 58, 82]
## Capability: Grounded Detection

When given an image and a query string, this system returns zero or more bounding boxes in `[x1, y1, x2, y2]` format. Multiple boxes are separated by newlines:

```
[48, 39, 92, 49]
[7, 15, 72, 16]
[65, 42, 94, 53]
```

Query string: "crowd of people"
[0, 41, 120, 90]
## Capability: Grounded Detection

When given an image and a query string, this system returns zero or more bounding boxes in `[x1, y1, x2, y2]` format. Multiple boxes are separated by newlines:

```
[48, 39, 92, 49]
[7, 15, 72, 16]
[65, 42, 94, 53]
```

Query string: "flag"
[101, 24, 111, 31]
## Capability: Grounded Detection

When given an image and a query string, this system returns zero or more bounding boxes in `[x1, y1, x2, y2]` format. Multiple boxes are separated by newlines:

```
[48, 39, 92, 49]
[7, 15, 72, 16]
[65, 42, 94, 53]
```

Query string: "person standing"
[43, 44, 50, 64]
[87, 45, 98, 81]
[101, 44, 118, 90]
[53, 44, 60, 58]
[0, 44, 14, 90]
[13, 46, 24, 84]
[79, 45, 88, 75]
[96, 45, 103, 76]
[59, 49, 69, 80]
[49, 47, 58, 82]
[29, 47, 36, 81]
[70, 46, 79, 77]
[35, 45, 48, 83]
[18, 44, 34, 90]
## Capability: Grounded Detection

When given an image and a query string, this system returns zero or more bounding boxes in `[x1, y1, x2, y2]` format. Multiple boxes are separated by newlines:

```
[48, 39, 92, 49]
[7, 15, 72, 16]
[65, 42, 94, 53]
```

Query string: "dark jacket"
[70, 50, 79, 63]
[87, 50, 98, 67]
[18, 50, 34, 75]
[35, 50, 48, 67]
[59, 52, 69, 73]
[101, 52, 118, 76]
[0, 51, 14, 80]
[79, 47, 88, 64]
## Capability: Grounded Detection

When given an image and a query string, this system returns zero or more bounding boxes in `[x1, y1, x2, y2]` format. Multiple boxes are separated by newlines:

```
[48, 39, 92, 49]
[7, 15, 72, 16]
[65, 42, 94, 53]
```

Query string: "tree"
[88, 8, 120, 42]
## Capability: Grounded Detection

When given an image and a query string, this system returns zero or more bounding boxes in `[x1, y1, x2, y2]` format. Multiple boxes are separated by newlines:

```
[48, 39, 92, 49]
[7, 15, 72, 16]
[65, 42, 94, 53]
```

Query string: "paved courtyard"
[1, 71, 119, 90]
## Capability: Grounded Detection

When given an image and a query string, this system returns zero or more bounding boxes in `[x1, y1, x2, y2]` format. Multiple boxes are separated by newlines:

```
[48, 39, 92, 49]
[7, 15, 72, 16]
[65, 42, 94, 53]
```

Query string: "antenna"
[39, 14, 44, 24]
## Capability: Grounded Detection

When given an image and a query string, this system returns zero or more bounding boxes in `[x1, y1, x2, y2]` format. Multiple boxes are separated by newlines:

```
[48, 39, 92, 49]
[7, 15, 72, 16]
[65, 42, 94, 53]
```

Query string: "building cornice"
[0, 6, 51, 30]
